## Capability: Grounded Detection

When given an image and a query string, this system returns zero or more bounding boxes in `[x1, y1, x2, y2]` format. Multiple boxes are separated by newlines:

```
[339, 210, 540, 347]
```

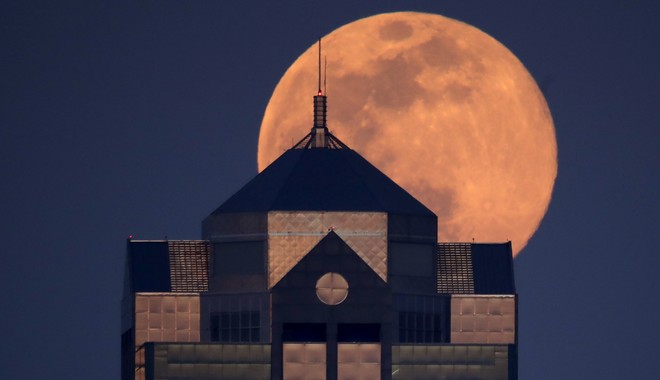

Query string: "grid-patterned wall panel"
[134, 293, 201, 379]
[168, 241, 210, 292]
[450, 295, 516, 344]
[146, 343, 271, 380]
[338, 343, 381, 380]
[437, 243, 475, 294]
[392, 344, 510, 380]
[341, 233, 387, 280]
[268, 212, 387, 287]
[283, 343, 326, 380]
[134, 293, 201, 346]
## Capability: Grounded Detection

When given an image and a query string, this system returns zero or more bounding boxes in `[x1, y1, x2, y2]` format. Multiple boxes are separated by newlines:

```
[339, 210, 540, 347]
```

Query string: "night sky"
[2, 1, 659, 379]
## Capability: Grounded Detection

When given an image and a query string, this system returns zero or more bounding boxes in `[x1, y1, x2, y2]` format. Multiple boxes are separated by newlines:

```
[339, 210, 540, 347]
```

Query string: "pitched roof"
[436, 242, 516, 295]
[471, 243, 516, 294]
[210, 148, 434, 216]
[125, 240, 209, 293]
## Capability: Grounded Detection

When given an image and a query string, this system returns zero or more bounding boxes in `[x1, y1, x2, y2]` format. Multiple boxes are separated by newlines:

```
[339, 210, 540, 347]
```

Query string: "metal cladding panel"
[134, 293, 201, 379]
[392, 344, 510, 379]
[450, 295, 516, 344]
[268, 212, 387, 287]
[388, 214, 438, 243]
[146, 343, 271, 380]
[338, 343, 381, 380]
[283, 343, 326, 380]
[203, 212, 268, 242]
[134, 294, 201, 357]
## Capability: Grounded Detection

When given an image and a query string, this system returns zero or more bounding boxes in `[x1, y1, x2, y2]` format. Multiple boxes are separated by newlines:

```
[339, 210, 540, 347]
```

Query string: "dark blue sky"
[1, 1, 659, 378]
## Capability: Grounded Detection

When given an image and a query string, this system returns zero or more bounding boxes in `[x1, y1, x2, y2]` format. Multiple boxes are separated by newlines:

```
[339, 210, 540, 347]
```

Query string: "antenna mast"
[311, 38, 328, 148]
[291, 37, 348, 150]
[318, 38, 322, 95]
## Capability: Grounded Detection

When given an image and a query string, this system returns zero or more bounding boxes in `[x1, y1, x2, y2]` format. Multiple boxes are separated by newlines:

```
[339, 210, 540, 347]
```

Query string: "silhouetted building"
[121, 84, 517, 380]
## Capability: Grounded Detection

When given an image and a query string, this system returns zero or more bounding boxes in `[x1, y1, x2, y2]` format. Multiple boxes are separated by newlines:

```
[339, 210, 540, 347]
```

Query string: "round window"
[315, 272, 349, 305]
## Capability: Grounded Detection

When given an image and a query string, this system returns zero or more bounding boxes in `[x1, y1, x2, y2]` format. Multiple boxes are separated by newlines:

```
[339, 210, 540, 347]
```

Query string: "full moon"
[258, 12, 557, 257]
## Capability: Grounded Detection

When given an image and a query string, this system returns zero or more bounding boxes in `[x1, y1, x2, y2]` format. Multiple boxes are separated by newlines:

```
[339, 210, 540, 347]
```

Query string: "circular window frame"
[315, 272, 349, 305]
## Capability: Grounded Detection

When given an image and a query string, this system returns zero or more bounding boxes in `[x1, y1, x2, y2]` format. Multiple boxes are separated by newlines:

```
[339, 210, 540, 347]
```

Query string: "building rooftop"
[210, 148, 435, 216]
[125, 240, 210, 294]
[437, 242, 516, 295]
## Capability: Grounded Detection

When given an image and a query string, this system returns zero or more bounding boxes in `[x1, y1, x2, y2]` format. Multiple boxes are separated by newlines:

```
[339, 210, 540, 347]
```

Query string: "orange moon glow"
[258, 12, 557, 257]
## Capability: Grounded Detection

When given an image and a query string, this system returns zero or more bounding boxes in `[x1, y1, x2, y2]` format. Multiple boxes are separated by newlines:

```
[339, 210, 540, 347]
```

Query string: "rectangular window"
[282, 323, 326, 342]
[398, 312, 442, 343]
[210, 311, 260, 342]
[210, 317, 219, 342]
[337, 323, 380, 342]
[213, 242, 265, 274]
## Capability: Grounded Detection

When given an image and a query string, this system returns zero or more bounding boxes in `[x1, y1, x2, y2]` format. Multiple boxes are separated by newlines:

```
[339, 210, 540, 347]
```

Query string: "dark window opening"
[338, 323, 380, 342]
[213, 242, 265, 274]
[282, 323, 326, 342]
[210, 311, 260, 342]
[399, 312, 442, 343]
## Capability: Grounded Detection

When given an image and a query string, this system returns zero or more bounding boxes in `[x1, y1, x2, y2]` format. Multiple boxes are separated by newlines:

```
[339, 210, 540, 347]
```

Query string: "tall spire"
[312, 39, 328, 147]
[318, 38, 323, 96]
[292, 38, 348, 150]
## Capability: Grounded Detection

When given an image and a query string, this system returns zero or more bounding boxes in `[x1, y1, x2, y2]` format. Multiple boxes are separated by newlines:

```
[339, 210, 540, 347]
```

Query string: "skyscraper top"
[208, 148, 434, 215]
[292, 38, 348, 149]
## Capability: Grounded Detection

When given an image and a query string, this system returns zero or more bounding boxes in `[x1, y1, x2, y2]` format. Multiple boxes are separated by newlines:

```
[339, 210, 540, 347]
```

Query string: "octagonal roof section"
[208, 148, 435, 217]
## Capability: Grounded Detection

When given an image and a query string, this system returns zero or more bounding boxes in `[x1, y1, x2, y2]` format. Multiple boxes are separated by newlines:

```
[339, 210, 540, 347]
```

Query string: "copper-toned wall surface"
[283, 343, 326, 380]
[134, 293, 201, 379]
[338, 343, 381, 380]
[450, 295, 516, 344]
[268, 212, 387, 287]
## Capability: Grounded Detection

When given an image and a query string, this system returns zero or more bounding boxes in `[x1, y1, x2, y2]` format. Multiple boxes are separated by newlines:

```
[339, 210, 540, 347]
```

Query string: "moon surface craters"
[379, 20, 413, 41]
[258, 12, 557, 256]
